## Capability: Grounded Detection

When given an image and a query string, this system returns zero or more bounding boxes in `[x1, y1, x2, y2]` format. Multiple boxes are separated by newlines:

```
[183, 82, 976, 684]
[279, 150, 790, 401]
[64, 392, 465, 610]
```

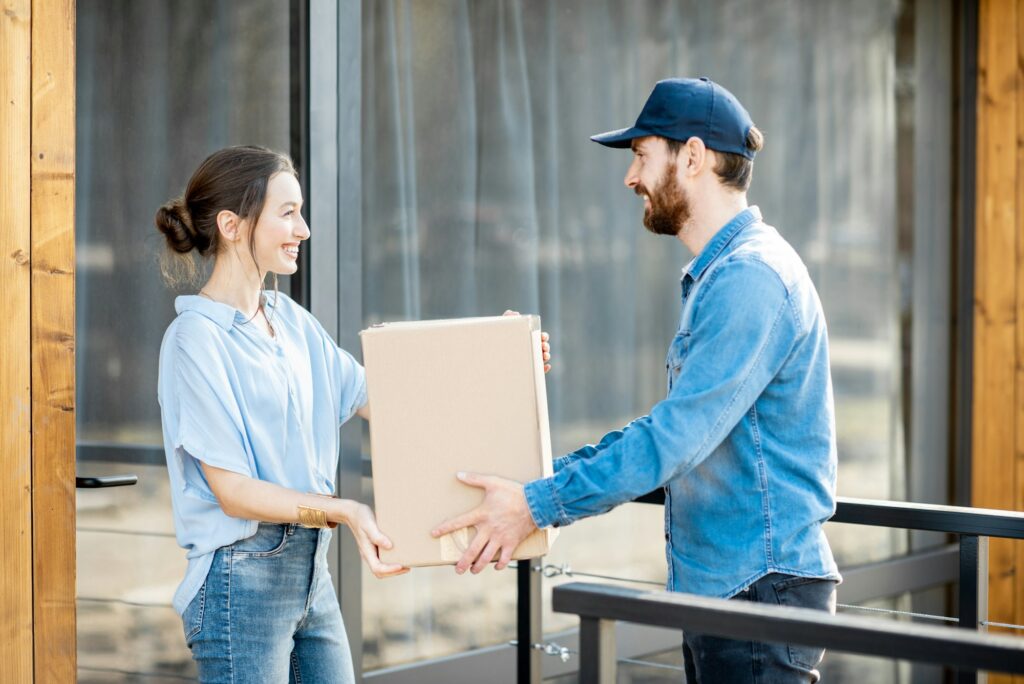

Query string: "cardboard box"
[360, 315, 557, 567]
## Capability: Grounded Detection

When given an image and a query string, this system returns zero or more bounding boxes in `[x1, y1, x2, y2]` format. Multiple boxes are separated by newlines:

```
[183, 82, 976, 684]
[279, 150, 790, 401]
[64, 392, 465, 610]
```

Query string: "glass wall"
[71, 0, 956, 680]
[357, 0, 953, 680]
[75, 1, 294, 680]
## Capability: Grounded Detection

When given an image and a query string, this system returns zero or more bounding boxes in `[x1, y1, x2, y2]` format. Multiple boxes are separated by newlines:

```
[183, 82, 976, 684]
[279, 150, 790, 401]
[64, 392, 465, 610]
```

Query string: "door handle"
[76, 475, 138, 488]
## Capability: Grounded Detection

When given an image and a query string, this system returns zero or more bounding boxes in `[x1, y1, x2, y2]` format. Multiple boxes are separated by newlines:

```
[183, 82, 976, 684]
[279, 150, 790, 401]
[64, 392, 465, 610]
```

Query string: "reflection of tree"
[76, 0, 292, 444]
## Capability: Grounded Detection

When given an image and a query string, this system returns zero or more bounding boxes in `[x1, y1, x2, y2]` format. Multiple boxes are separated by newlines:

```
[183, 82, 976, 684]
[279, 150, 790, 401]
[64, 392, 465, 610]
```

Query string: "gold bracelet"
[297, 505, 328, 528]
[312, 493, 340, 528]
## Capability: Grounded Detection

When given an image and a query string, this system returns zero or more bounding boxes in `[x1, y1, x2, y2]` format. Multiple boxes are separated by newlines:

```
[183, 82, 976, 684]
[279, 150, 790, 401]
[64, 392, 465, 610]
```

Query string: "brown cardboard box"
[360, 315, 557, 567]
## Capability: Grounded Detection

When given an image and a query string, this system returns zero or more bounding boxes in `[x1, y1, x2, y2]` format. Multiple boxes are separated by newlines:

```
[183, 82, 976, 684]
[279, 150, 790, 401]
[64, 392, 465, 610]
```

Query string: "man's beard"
[636, 163, 690, 236]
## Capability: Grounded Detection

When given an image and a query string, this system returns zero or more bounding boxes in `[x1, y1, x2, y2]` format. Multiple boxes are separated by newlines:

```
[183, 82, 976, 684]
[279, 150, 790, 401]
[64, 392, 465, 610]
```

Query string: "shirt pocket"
[665, 329, 692, 392]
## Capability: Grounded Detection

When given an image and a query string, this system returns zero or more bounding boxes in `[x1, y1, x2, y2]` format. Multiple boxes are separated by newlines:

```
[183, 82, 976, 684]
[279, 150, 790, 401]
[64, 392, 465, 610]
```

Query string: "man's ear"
[683, 136, 707, 177]
[216, 209, 241, 243]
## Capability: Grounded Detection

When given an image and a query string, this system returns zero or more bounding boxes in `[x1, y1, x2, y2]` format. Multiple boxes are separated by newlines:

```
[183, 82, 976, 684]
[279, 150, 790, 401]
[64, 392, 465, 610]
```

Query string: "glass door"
[74, 2, 300, 679]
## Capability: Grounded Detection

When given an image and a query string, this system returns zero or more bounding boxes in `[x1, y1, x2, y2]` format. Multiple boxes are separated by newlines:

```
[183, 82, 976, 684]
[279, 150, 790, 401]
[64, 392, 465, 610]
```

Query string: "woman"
[156, 145, 552, 681]
[154, 146, 404, 683]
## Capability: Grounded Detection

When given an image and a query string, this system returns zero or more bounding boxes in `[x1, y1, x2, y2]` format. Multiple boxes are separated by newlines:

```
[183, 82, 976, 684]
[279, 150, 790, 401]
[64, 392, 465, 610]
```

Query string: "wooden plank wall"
[975, 1, 1023, 682]
[31, 0, 77, 681]
[0, 0, 37, 679]
[0, 0, 77, 681]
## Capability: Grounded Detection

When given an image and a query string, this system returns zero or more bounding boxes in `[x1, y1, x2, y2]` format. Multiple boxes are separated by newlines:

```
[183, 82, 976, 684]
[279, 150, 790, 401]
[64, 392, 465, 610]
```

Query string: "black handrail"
[636, 490, 1024, 538]
[76, 475, 138, 488]
[518, 494, 1024, 683]
[553, 582, 1024, 679]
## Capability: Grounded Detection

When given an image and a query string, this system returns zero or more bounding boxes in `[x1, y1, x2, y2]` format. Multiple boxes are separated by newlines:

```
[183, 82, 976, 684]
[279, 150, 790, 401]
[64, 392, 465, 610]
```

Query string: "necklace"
[198, 289, 276, 339]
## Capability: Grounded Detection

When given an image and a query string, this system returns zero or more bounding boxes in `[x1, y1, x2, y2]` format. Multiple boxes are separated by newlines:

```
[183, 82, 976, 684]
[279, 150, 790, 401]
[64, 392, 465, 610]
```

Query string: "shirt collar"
[175, 295, 239, 331]
[175, 290, 283, 331]
[682, 205, 762, 284]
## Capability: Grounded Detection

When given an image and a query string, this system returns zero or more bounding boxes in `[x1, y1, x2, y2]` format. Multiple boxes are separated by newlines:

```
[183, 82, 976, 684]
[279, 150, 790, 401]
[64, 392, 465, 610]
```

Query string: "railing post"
[957, 535, 990, 684]
[579, 617, 616, 684]
[517, 558, 542, 684]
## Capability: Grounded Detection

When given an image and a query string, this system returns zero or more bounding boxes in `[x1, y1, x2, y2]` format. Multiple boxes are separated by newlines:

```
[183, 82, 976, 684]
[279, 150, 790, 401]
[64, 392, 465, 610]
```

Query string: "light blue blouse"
[157, 291, 366, 615]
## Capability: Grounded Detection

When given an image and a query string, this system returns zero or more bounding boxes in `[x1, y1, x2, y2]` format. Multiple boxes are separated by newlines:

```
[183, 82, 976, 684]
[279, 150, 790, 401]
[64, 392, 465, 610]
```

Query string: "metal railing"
[553, 582, 1024, 683]
[515, 495, 1024, 683]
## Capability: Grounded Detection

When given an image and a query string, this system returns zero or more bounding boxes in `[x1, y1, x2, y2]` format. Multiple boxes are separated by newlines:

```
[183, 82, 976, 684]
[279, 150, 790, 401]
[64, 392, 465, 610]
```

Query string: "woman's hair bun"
[155, 199, 196, 254]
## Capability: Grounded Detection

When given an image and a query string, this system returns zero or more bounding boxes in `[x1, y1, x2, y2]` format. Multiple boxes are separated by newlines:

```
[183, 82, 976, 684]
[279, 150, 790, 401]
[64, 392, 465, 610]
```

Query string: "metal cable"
[618, 657, 686, 673]
[528, 562, 665, 587]
[77, 596, 172, 609]
[981, 620, 1024, 631]
[507, 640, 575, 663]
[77, 665, 196, 681]
[76, 526, 177, 538]
[836, 603, 960, 624]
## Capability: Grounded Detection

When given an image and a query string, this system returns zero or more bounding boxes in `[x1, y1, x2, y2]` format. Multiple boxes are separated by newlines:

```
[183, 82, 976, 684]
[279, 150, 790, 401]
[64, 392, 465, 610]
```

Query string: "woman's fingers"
[354, 526, 408, 578]
[360, 511, 394, 550]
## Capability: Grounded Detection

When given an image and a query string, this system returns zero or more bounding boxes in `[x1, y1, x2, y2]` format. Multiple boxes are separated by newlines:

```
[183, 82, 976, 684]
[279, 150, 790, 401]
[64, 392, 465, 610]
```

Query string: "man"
[432, 77, 840, 682]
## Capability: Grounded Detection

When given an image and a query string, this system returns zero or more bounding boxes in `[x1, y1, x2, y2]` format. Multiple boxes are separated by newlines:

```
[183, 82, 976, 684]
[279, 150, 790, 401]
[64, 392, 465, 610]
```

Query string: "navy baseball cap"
[591, 77, 756, 159]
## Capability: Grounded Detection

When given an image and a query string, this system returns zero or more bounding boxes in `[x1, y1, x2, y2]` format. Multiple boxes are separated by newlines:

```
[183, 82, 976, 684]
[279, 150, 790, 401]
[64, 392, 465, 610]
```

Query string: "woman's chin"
[268, 261, 299, 276]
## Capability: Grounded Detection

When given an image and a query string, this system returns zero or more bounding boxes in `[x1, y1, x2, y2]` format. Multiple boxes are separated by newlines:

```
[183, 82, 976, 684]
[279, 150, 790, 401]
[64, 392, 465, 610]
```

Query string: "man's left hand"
[431, 472, 539, 574]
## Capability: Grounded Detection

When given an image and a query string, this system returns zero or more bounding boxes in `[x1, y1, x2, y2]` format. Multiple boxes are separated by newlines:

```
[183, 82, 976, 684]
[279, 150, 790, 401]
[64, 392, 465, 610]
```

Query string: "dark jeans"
[683, 573, 837, 683]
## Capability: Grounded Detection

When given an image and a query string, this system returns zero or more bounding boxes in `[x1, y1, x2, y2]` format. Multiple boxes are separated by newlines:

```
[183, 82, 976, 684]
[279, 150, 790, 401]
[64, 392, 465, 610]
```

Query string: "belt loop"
[287, 523, 296, 535]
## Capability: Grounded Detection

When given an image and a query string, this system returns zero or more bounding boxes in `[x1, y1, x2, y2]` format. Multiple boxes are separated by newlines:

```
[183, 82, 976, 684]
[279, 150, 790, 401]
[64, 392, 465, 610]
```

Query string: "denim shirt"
[524, 207, 840, 598]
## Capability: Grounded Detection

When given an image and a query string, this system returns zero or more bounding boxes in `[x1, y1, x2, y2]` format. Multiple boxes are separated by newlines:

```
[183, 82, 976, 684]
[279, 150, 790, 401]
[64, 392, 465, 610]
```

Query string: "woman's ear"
[216, 209, 241, 243]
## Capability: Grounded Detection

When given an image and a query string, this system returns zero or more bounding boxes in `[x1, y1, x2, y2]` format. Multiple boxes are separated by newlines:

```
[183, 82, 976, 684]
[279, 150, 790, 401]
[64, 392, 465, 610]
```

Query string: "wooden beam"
[31, 0, 76, 680]
[0, 0, 35, 680]
[1015, 2, 1024, 679]
[974, 1, 1021, 683]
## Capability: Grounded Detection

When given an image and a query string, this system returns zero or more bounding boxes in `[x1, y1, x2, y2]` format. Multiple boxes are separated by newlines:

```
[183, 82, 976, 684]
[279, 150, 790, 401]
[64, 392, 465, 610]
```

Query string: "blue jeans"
[683, 573, 837, 683]
[182, 524, 354, 683]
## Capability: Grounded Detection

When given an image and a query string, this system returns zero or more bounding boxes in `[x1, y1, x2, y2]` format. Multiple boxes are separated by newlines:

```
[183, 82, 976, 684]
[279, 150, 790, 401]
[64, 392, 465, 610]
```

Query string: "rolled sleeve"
[334, 347, 367, 424]
[524, 477, 568, 528]
[173, 333, 253, 478]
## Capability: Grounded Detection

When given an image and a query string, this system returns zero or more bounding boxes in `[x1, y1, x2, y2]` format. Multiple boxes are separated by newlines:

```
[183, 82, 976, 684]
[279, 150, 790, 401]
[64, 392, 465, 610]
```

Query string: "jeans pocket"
[182, 583, 206, 645]
[772, 576, 835, 671]
[231, 524, 290, 558]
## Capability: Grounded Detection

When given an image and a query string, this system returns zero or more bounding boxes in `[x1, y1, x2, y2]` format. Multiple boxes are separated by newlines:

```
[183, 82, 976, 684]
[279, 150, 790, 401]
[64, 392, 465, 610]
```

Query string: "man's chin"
[642, 215, 680, 237]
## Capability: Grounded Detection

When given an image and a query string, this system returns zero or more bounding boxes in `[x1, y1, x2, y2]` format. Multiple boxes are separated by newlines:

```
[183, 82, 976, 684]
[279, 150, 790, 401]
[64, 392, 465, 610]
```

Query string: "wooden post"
[30, 0, 77, 680]
[0, 0, 36, 680]
[974, 1, 1022, 683]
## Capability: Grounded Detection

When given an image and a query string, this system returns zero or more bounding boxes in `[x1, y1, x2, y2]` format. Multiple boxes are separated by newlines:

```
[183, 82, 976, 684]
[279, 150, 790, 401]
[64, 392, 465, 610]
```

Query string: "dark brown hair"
[666, 126, 764, 192]
[155, 145, 296, 286]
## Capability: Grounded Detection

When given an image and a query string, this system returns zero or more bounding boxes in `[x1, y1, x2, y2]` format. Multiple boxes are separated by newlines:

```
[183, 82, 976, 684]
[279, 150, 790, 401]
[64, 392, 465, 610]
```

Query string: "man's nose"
[624, 161, 640, 189]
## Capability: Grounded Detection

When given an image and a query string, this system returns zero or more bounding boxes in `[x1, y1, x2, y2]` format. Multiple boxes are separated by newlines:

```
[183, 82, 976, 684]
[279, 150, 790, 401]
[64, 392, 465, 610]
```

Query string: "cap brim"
[590, 126, 651, 148]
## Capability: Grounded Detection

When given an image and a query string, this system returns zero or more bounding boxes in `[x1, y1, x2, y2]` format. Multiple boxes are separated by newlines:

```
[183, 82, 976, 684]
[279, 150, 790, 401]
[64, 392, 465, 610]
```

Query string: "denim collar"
[175, 290, 280, 331]
[682, 206, 762, 286]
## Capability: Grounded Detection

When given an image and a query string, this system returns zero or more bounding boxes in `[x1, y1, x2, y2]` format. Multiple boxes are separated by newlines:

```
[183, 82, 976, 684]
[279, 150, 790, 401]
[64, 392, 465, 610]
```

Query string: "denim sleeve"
[525, 258, 799, 528]
[552, 416, 650, 474]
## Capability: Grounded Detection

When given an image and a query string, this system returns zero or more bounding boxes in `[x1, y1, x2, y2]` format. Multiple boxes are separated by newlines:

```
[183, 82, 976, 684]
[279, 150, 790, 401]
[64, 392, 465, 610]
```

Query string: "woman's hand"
[338, 499, 409, 579]
[503, 310, 552, 373]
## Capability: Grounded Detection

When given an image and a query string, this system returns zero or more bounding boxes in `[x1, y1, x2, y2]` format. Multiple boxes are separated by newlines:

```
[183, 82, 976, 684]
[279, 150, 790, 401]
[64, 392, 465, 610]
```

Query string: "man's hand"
[430, 472, 539, 574]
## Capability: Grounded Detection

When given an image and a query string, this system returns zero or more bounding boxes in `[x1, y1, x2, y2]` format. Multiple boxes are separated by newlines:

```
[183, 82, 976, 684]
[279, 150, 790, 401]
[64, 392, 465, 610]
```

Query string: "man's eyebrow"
[631, 140, 644, 153]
